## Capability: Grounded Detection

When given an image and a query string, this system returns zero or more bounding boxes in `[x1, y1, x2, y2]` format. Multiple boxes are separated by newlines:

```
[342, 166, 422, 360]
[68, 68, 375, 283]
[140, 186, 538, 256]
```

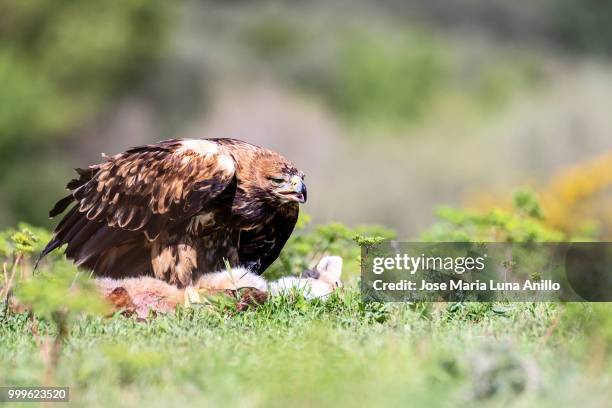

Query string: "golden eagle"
[40, 138, 306, 287]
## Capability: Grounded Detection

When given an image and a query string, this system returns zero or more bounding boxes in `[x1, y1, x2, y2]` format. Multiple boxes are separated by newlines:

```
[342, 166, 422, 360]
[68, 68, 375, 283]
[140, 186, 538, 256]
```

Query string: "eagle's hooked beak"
[290, 175, 307, 203]
[279, 175, 307, 203]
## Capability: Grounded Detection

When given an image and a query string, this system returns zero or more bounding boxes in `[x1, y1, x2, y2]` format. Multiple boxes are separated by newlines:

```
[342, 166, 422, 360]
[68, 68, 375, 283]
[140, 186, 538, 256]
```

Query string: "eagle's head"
[250, 151, 307, 205]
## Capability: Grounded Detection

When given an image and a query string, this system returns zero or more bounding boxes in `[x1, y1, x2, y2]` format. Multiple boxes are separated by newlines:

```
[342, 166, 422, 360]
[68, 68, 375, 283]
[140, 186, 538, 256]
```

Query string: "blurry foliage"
[14, 253, 107, 384]
[421, 190, 565, 243]
[2, 225, 106, 385]
[0, 0, 171, 150]
[0, 157, 74, 228]
[240, 16, 306, 60]
[1, 224, 41, 310]
[562, 303, 612, 361]
[1, 224, 97, 319]
[318, 30, 541, 129]
[1, 224, 53, 306]
[1, 225, 38, 258]
[16, 261, 108, 321]
[0, 223, 52, 258]
[541, 152, 612, 239]
[512, 189, 544, 220]
[467, 152, 612, 240]
[323, 32, 449, 124]
[467, 342, 539, 400]
[553, 0, 612, 56]
[0, 0, 174, 226]
[240, 22, 540, 129]
[471, 58, 543, 113]
[102, 345, 167, 385]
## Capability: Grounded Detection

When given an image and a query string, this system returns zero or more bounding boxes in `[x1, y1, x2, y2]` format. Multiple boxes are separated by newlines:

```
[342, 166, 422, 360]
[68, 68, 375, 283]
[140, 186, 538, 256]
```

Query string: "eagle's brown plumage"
[41, 138, 307, 287]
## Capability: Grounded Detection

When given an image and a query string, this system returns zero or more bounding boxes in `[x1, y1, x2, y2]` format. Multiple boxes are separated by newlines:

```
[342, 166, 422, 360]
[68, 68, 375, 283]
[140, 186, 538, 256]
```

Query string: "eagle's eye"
[269, 177, 285, 186]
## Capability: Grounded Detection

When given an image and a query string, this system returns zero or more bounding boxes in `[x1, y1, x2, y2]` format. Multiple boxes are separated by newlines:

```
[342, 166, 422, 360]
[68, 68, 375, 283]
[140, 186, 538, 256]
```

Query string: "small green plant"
[421, 191, 565, 242]
[16, 261, 108, 384]
[16, 261, 108, 320]
[265, 214, 395, 280]
[0, 224, 50, 314]
[513, 189, 544, 219]
[1, 224, 107, 384]
[353, 235, 387, 248]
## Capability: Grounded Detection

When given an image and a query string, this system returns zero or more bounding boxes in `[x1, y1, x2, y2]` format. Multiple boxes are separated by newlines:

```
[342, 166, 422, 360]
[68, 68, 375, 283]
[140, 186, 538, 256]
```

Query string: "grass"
[2, 284, 611, 407]
[3, 202, 611, 407]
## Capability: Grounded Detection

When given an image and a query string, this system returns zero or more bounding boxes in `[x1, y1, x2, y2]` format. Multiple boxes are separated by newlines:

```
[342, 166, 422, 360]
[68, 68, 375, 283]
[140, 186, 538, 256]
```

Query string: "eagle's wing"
[41, 139, 236, 272]
[237, 205, 299, 274]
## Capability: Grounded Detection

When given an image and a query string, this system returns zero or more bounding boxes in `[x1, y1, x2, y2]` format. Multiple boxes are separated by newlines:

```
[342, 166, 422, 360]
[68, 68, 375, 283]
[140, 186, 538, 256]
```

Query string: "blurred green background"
[2, 0, 612, 238]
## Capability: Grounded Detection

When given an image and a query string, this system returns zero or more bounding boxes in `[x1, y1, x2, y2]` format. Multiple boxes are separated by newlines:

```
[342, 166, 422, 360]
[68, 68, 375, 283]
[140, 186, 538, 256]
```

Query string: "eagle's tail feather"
[39, 238, 62, 262]
[74, 225, 126, 266]
[64, 219, 105, 260]
[39, 206, 80, 260]
[49, 195, 75, 218]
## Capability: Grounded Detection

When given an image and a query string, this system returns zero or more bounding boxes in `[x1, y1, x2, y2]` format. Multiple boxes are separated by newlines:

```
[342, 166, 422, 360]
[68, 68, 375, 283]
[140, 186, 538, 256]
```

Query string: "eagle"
[40, 138, 307, 287]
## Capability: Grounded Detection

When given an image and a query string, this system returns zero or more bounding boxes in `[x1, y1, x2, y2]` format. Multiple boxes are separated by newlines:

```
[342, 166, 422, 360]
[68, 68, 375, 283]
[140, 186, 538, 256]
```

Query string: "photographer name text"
[371, 279, 561, 292]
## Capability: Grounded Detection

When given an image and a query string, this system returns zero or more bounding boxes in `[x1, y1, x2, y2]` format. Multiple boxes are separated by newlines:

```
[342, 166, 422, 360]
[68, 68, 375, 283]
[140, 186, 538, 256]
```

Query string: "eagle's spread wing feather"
[42, 140, 236, 269]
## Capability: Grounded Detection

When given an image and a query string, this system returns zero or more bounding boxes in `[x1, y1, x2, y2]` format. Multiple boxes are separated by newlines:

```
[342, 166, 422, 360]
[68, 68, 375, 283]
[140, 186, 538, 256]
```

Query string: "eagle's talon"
[243, 261, 261, 273]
